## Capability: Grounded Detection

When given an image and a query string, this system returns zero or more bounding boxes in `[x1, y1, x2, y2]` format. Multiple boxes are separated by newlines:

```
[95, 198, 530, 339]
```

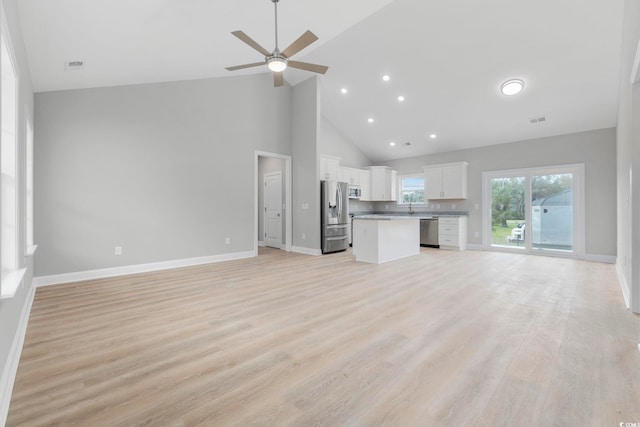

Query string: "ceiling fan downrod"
[272, 0, 280, 52]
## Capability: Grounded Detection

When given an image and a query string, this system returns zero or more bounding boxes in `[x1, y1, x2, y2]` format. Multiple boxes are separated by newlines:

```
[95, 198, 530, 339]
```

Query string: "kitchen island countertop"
[353, 215, 432, 220]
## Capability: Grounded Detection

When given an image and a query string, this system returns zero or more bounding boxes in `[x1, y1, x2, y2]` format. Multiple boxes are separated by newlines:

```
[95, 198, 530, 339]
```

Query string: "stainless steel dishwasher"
[420, 218, 439, 247]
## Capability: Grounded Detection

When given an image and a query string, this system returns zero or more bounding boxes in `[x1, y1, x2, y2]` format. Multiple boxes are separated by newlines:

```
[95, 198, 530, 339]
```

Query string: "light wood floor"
[8, 248, 640, 426]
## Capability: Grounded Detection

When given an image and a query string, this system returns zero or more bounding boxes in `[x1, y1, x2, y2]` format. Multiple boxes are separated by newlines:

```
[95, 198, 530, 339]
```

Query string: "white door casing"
[264, 171, 282, 249]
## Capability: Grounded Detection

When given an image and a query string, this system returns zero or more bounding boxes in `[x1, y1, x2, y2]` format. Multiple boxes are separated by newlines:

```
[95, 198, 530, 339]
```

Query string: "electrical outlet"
[475, 203, 480, 210]
[474, 231, 480, 238]
[115, 246, 122, 255]
[452, 203, 457, 209]
[225, 237, 231, 245]
[436, 203, 440, 209]
[385, 204, 389, 210]
[302, 233, 306, 240]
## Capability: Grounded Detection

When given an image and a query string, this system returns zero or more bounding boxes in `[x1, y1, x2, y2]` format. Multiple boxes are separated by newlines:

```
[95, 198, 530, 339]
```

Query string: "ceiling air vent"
[65, 60, 85, 71]
[529, 115, 546, 124]
[403, 142, 412, 146]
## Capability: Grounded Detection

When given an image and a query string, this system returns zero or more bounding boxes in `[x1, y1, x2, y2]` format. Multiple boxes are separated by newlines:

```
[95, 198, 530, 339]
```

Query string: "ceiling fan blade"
[231, 31, 271, 57]
[225, 62, 265, 71]
[288, 61, 329, 75]
[274, 72, 284, 87]
[281, 30, 318, 58]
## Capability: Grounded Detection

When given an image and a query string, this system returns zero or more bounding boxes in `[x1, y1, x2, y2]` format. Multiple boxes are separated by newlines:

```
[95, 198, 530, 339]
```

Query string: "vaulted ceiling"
[17, 0, 625, 161]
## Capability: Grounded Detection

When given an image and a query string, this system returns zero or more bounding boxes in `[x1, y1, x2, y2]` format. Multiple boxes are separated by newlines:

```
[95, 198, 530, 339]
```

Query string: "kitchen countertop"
[351, 211, 468, 218]
[353, 215, 426, 221]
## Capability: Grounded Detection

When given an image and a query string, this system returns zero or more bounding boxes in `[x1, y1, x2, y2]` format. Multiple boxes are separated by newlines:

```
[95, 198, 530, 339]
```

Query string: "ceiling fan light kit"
[267, 55, 288, 72]
[225, 0, 329, 87]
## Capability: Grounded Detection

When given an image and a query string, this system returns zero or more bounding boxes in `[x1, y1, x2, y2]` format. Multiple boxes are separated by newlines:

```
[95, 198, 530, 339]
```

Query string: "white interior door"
[264, 171, 282, 248]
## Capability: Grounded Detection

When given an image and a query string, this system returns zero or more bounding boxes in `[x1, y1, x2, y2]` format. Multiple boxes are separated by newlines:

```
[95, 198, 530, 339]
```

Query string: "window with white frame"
[1, 19, 21, 298]
[26, 114, 34, 250]
[398, 174, 425, 205]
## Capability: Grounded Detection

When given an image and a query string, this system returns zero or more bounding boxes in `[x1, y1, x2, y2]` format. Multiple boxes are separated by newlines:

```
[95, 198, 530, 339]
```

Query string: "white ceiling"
[17, 0, 625, 162]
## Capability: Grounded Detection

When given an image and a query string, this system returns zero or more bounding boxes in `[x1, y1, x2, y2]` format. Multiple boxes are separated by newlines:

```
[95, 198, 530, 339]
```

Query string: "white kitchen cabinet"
[438, 216, 467, 250]
[338, 166, 360, 185]
[320, 156, 340, 181]
[359, 169, 371, 201]
[390, 169, 397, 201]
[368, 166, 397, 201]
[424, 162, 468, 200]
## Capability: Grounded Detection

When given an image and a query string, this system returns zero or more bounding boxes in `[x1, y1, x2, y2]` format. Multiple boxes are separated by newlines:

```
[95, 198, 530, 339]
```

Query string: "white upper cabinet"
[338, 166, 361, 185]
[359, 169, 371, 201]
[424, 162, 468, 200]
[368, 166, 397, 201]
[320, 156, 340, 181]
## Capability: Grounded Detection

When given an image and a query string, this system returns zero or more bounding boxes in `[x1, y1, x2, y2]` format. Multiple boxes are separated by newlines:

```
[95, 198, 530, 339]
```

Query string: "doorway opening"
[482, 164, 585, 258]
[255, 151, 292, 255]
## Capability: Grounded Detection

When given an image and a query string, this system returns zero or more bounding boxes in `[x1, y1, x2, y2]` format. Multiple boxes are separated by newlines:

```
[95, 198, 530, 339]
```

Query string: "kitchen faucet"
[408, 201, 415, 214]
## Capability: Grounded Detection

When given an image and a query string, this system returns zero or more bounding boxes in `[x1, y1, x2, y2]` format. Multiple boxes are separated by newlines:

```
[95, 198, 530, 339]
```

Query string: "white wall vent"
[529, 115, 546, 124]
[65, 60, 85, 71]
[403, 142, 411, 146]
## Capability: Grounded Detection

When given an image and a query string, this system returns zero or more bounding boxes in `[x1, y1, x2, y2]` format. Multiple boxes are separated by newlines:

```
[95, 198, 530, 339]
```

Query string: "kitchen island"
[352, 215, 421, 264]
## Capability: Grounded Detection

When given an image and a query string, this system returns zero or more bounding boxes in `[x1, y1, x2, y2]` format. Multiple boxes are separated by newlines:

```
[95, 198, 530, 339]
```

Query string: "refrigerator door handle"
[326, 235, 348, 241]
[337, 185, 342, 219]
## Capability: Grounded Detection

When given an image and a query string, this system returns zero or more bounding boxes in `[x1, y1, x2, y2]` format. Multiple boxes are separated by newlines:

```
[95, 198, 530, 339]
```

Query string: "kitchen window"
[398, 174, 425, 205]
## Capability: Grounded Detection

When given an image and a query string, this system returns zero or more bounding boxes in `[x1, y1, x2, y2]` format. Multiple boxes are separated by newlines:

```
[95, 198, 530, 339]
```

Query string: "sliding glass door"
[490, 176, 526, 249]
[484, 165, 583, 257]
[531, 173, 573, 252]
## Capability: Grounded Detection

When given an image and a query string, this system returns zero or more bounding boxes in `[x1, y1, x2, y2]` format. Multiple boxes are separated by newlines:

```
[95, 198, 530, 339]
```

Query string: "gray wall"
[292, 77, 321, 251]
[0, 0, 35, 414]
[376, 128, 617, 257]
[616, 0, 640, 312]
[34, 73, 292, 276]
[320, 116, 371, 168]
[258, 156, 286, 246]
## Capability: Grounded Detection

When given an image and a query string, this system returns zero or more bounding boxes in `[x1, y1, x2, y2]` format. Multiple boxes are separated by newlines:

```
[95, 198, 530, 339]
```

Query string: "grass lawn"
[492, 219, 524, 245]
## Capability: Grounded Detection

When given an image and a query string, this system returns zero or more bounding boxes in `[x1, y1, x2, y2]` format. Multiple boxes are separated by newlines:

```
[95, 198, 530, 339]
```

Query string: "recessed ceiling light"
[367, 118, 374, 123]
[397, 95, 405, 102]
[382, 74, 390, 82]
[389, 142, 396, 147]
[500, 79, 525, 96]
[429, 134, 437, 139]
[340, 88, 348, 94]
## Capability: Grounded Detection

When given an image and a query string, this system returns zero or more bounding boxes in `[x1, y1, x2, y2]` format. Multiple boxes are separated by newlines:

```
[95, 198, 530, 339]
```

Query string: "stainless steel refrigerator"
[321, 180, 349, 254]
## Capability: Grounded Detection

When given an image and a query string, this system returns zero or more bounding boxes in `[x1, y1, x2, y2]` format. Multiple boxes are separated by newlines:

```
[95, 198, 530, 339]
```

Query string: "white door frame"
[255, 151, 292, 255]
[482, 163, 585, 259]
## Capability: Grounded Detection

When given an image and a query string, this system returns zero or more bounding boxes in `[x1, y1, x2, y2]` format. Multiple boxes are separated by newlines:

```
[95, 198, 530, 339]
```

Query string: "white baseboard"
[0, 283, 35, 426]
[584, 254, 616, 264]
[291, 246, 322, 256]
[258, 241, 266, 247]
[464, 245, 615, 266]
[616, 261, 631, 310]
[33, 250, 256, 287]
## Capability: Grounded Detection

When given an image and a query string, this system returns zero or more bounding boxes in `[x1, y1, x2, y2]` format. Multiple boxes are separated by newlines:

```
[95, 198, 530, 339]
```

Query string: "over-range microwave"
[348, 185, 361, 199]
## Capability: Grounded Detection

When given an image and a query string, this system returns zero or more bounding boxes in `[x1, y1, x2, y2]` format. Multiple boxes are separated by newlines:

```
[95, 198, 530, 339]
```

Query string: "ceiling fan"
[225, 0, 329, 87]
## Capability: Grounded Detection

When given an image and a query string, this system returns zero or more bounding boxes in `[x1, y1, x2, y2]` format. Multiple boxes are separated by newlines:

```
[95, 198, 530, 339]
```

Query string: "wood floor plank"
[7, 247, 640, 426]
